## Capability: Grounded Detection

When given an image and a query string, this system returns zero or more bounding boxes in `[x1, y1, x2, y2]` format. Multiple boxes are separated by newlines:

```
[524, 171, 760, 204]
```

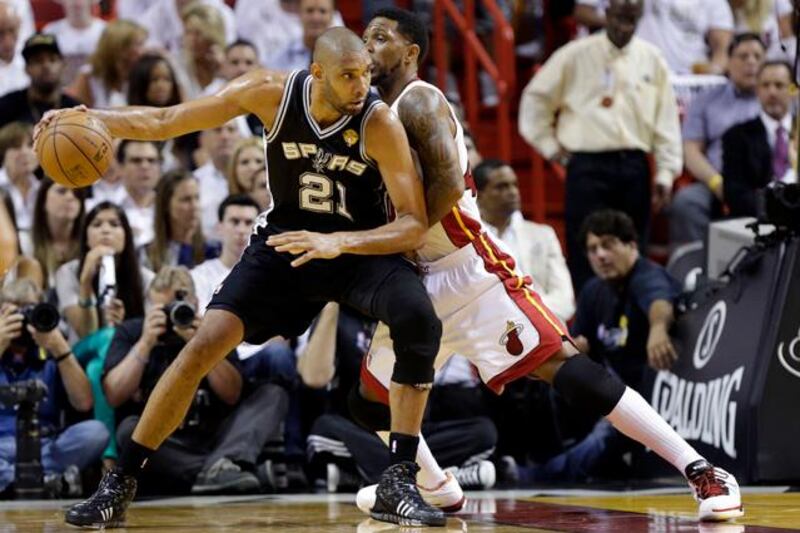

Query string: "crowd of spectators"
[0, 0, 796, 499]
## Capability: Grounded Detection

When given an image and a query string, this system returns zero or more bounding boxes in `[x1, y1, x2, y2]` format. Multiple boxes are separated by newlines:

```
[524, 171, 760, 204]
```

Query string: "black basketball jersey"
[256, 70, 387, 236]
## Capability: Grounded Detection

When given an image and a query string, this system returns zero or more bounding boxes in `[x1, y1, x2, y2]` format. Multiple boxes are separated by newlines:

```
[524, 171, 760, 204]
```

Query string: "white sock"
[606, 387, 704, 475]
[377, 431, 448, 489]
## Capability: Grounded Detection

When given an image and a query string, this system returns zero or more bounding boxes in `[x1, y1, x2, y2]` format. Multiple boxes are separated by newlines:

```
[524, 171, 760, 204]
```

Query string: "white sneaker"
[447, 460, 496, 490]
[685, 460, 744, 521]
[356, 471, 465, 515]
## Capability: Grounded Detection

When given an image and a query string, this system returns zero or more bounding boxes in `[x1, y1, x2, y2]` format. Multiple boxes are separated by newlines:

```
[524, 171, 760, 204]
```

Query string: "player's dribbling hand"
[267, 231, 344, 267]
[33, 105, 89, 146]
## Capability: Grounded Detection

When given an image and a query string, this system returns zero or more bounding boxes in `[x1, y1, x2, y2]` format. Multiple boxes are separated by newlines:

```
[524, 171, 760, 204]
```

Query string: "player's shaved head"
[313, 26, 366, 65]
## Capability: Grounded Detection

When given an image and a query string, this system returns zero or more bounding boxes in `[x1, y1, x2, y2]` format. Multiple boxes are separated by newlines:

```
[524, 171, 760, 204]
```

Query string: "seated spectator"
[0, 278, 108, 496]
[267, 0, 337, 71]
[723, 60, 796, 217]
[126, 54, 191, 172]
[104, 266, 287, 494]
[301, 303, 498, 492]
[42, 0, 107, 86]
[142, 0, 236, 56]
[247, 167, 272, 213]
[226, 137, 263, 195]
[4, 0, 32, 54]
[222, 40, 263, 137]
[731, 0, 795, 61]
[56, 202, 151, 342]
[93, 140, 160, 248]
[0, 189, 17, 275]
[144, 170, 218, 272]
[87, 139, 126, 206]
[0, 2, 28, 98]
[177, 2, 227, 99]
[0, 34, 83, 129]
[31, 179, 85, 289]
[475, 159, 575, 323]
[0, 122, 39, 234]
[235, 0, 301, 67]
[670, 33, 765, 247]
[519, 0, 681, 291]
[68, 20, 147, 108]
[517, 209, 680, 483]
[194, 122, 242, 239]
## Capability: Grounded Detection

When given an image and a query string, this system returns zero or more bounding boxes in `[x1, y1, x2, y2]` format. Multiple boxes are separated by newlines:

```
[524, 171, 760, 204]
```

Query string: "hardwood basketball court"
[2, 487, 797, 531]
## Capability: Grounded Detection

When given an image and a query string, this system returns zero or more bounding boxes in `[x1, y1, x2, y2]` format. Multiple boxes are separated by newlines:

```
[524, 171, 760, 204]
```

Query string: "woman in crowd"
[56, 202, 151, 341]
[31, 179, 85, 291]
[178, 2, 226, 99]
[126, 53, 195, 171]
[730, 0, 795, 60]
[144, 170, 218, 273]
[227, 137, 271, 212]
[68, 20, 148, 108]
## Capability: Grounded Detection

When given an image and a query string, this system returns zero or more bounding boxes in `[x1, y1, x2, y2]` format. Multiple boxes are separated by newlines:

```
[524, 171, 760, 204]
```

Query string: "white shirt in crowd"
[733, 0, 795, 61]
[115, 0, 160, 21]
[118, 193, 155, 248]
[6, 0, 34, 57]
[55, 258, 154, 344]
[86, 179, 128, 210]
[266, 37, 311, 72]
[484, 211, 575, 324]
[193, 161, 228, 241]
[0, 56, 28, 98]
[142, 0, 236, 55]
[636, 0, 734, 74]
[0, 168, 39, 231]
[42, 18, 106, 84]
[760, 110, 797, 184]
[190, 257, 267, 358]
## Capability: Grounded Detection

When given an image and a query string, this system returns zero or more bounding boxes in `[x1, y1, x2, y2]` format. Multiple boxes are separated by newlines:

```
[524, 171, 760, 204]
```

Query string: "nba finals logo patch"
[343, 129, 359, 147]
[499, 321, 525, 356]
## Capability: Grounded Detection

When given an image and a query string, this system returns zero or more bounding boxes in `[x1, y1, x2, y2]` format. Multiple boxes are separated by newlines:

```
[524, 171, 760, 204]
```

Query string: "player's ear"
[405, 44, 420, 66]
[310, 62, 324, 80]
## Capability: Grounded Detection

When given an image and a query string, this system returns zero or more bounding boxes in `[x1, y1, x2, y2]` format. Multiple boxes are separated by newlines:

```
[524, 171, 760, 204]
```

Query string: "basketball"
[35, 110, 113, 189]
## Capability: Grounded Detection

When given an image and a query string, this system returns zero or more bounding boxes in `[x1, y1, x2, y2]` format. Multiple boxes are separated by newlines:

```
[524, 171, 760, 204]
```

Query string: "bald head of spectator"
[223, 39, 259, 81]
[0, 1, 21, 63]
[606, 0, 643, 49]
[727, 33, 765, 94]
[301, 0, 335, 51]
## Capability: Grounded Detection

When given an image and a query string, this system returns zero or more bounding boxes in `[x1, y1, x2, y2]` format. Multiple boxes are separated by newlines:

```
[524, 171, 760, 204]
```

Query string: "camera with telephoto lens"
[760, 182, 800, 234]
[10, 303, 60, 351]
[159, 290, 196, 344]
[0, 379, 48, 498]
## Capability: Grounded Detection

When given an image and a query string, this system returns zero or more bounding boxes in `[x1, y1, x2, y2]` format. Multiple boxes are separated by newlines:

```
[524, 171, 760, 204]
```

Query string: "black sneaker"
[370, 461, 446, 527]
[64, 468, 136, 528]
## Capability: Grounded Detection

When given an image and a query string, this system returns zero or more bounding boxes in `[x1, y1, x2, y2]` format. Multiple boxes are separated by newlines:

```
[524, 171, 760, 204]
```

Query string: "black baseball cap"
[22, 33, 62, 63]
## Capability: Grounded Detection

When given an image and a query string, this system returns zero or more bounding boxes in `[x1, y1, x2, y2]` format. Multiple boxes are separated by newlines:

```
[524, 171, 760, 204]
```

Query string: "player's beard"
[372, 57, 403, 89]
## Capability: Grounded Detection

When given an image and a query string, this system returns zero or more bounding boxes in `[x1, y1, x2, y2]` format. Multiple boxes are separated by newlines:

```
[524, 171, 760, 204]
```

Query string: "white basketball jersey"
[389, 80, 483, 263]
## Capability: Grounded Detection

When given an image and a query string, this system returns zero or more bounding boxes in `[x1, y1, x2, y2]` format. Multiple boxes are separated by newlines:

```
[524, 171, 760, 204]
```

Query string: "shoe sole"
[700, 505, 745, 521]
[65, 515, 126, 529]
[370, 510, 446, 527]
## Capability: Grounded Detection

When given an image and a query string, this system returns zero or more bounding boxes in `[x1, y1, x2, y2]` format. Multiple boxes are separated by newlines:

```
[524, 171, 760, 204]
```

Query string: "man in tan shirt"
[519, 0, 681, 291]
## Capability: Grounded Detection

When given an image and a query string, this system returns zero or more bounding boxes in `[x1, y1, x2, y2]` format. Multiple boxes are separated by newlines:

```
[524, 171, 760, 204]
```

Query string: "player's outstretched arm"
[396, 87, 464, 226]
[35, 70, 286, 143]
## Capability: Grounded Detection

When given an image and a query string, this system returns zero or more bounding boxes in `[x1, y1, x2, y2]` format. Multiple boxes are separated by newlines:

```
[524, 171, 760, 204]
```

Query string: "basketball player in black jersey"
[37, 28, 446, 528]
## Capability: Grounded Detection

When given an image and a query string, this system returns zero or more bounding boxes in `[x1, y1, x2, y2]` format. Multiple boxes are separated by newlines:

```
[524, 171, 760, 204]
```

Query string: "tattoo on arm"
[397, 88, 465, 226]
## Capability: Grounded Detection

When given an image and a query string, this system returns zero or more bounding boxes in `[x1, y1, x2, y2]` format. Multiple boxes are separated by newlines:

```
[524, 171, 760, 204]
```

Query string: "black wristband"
[54, 351, 72, 363]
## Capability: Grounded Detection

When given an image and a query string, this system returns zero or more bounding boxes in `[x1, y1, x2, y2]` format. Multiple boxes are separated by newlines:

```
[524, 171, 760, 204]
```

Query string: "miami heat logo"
[343, 129, 359, 147]
[499, 320, 525, 356]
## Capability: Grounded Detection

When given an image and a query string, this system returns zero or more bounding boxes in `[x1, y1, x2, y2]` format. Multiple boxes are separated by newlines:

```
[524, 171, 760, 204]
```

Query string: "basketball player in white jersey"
[353, 8, 743, 525]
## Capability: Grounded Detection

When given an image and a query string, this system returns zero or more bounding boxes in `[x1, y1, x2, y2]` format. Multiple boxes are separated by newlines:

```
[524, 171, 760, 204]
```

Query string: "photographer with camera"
[0, 278, 108, 496]
[103, 266, 284, 495]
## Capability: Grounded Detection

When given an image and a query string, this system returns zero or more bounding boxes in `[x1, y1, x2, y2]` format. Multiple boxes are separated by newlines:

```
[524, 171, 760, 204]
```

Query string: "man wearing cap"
[0, 33, 81, 128]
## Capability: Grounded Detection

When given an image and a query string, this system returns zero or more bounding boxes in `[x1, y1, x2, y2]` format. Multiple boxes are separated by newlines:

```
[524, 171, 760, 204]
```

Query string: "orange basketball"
[35, 111, 113, 189]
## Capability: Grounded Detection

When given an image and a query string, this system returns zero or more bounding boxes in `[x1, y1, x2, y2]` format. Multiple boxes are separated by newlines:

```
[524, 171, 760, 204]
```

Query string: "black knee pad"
[552, 354, 626, 418]
[347, 386, 390, 432]
[388, 301, 441, 387]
